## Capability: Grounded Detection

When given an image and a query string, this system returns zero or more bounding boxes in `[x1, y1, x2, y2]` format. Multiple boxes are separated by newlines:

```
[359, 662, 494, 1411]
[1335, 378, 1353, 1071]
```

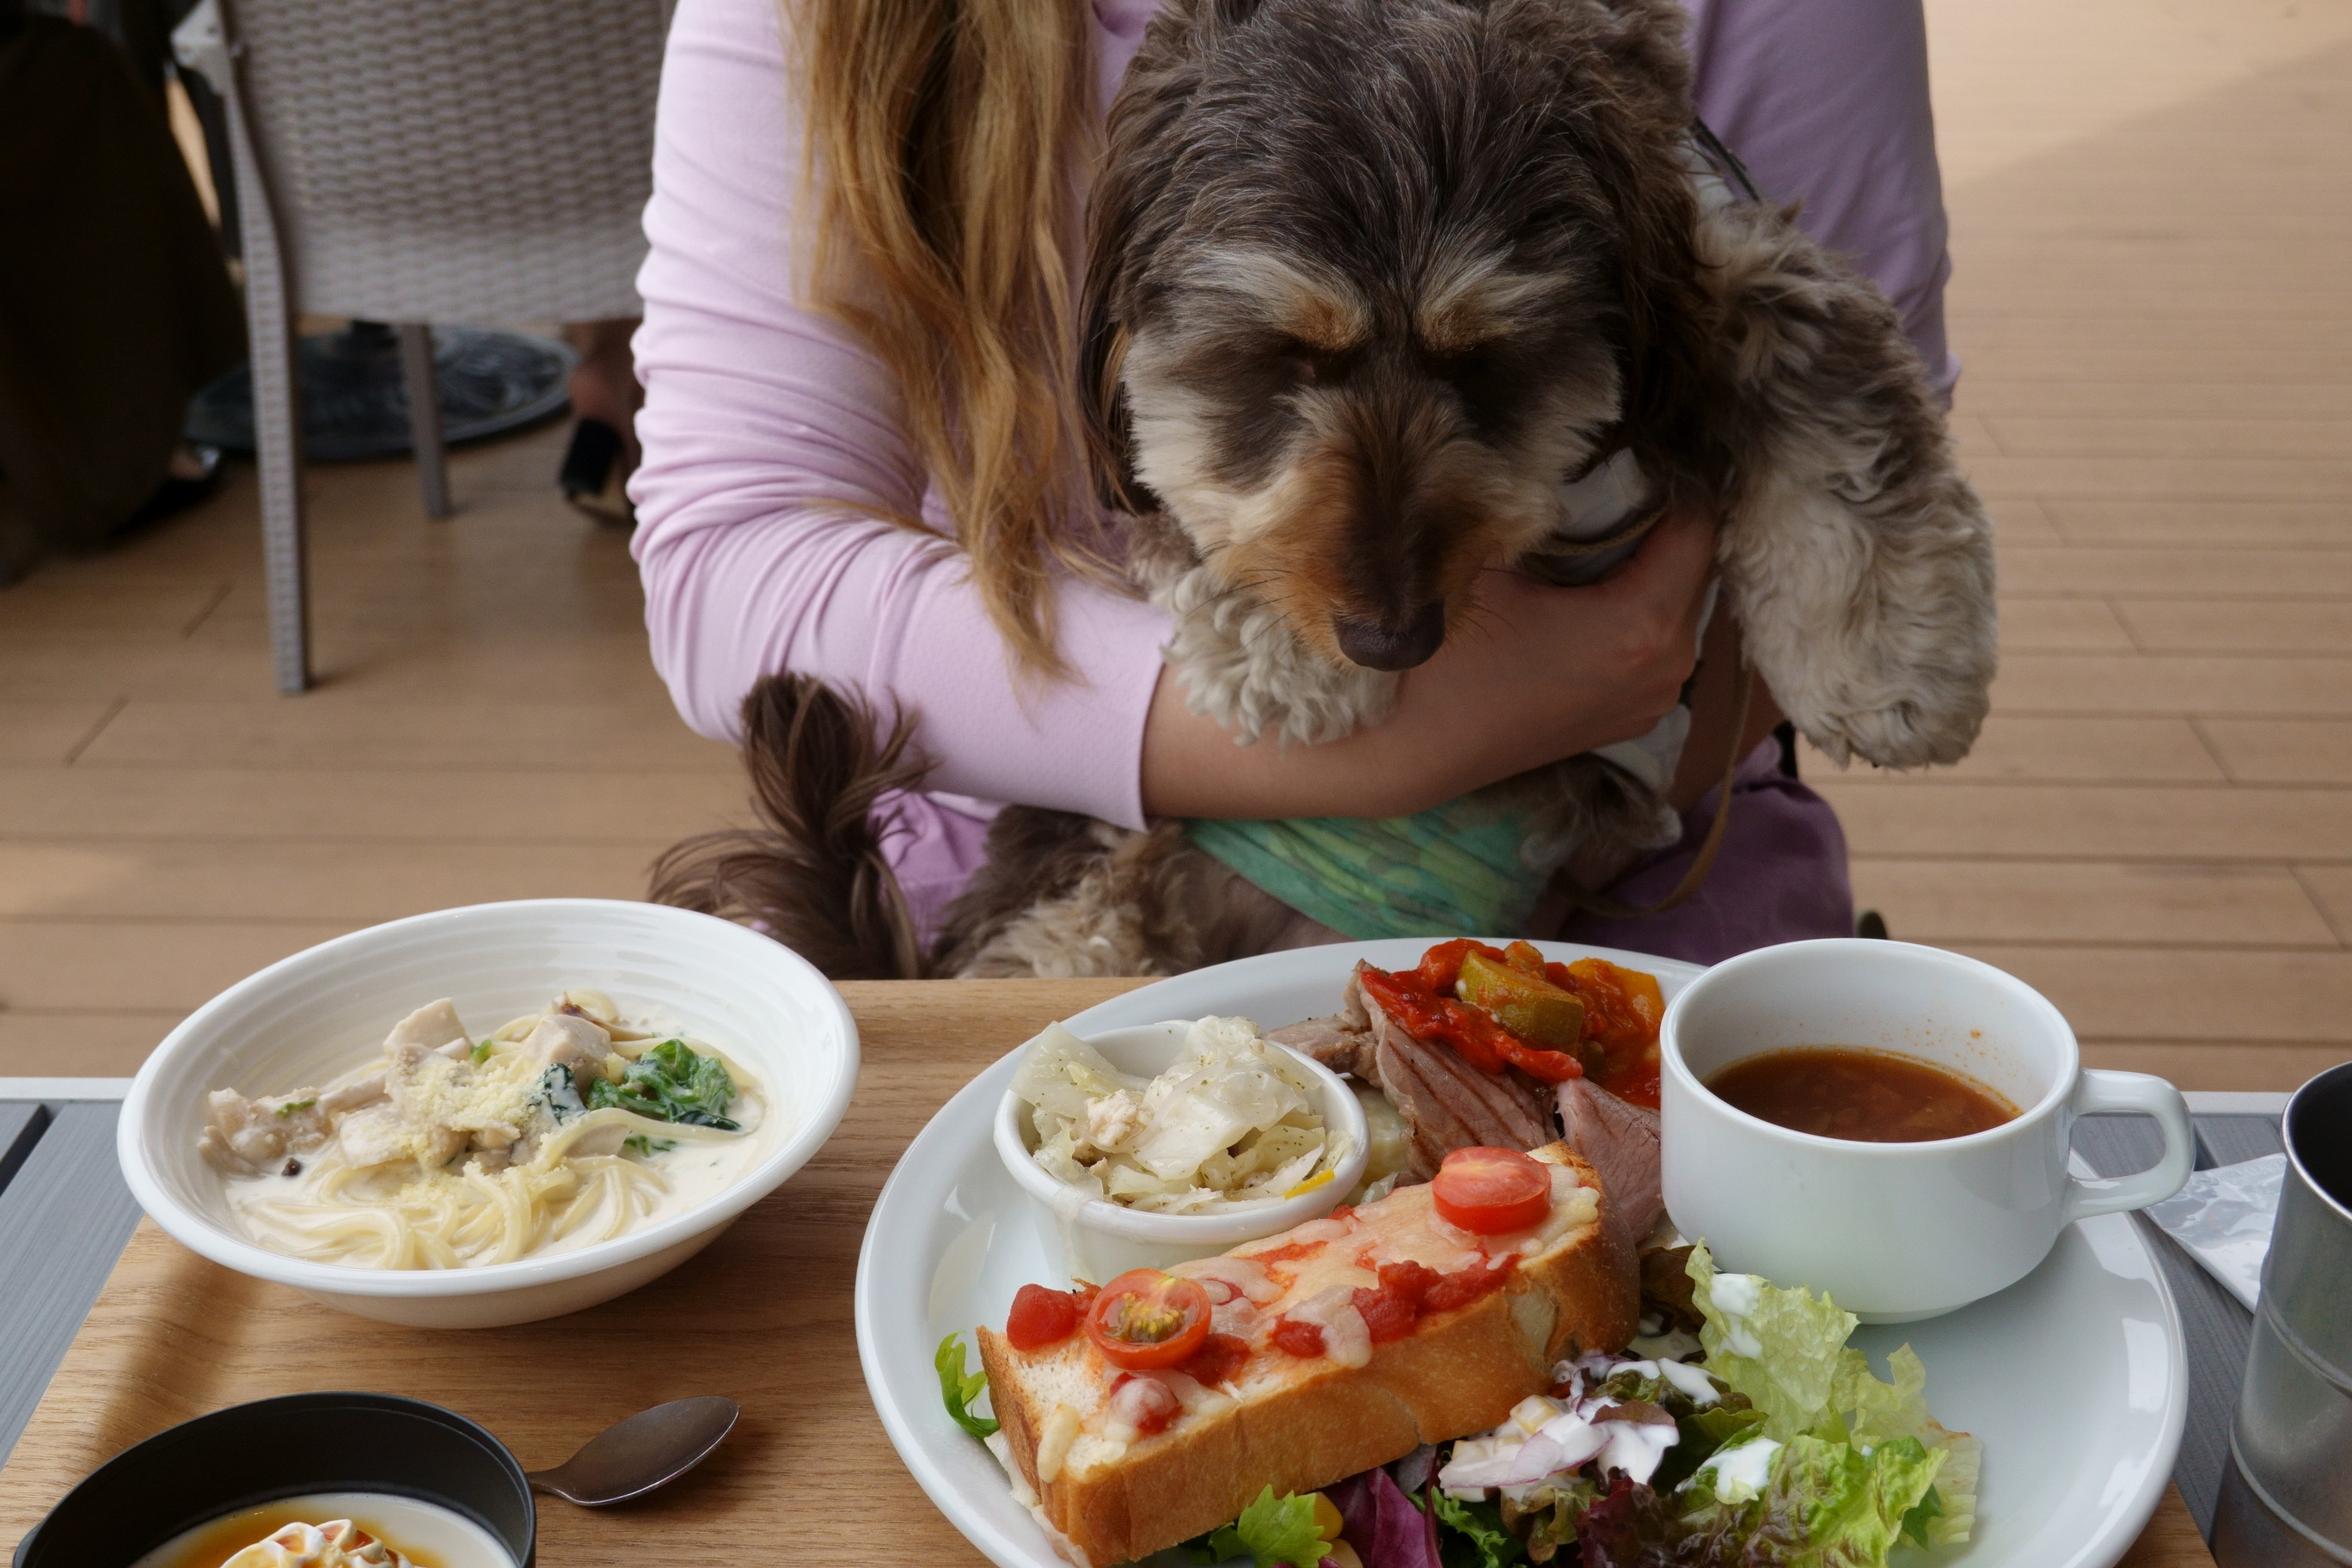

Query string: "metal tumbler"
[2214, 1059, 2352, 1566]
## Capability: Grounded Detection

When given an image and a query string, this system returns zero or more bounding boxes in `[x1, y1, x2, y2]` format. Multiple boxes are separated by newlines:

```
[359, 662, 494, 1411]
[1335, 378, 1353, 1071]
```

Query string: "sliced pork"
[1277, 964, 1553, 1179]
[1556, 1075, 1663, 1239]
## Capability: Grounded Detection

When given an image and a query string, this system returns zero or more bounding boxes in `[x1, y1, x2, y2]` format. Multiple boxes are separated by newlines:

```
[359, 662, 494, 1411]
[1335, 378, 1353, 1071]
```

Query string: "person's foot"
[559, 419, 634, 525]
[120, 443, 224, 534]
[561, 319, 640, 525]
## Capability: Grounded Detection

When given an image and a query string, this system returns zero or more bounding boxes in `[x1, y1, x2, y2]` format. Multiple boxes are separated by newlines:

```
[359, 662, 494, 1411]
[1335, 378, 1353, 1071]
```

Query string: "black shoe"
[120, 444, 224, 535]
[560, 418, 634, 525]
[1857, 909, 1890, 940]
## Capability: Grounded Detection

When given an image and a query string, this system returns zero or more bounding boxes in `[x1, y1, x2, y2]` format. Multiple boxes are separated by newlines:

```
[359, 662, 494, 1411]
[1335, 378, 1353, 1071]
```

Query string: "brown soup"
[1706, 1047, 2018, 1142]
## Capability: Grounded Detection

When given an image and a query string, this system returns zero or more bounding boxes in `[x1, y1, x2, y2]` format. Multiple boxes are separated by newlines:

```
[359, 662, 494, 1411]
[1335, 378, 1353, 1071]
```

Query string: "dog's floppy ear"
[1699, 201, 1996, 769]
[1078, 0, 1257, 515]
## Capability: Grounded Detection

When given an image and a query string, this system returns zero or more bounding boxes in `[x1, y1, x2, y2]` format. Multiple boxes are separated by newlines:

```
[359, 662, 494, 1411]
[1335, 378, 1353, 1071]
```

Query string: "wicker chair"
[172, 0, 665, 692]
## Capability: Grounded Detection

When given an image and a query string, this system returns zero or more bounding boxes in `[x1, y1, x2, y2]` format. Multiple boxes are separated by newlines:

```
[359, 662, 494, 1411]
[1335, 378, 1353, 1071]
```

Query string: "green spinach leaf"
[585, 1039, 738, 1130]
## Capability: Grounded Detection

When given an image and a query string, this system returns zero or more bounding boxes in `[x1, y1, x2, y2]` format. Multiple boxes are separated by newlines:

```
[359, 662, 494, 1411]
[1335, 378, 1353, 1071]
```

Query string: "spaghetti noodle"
[200, 991, 768, 1270]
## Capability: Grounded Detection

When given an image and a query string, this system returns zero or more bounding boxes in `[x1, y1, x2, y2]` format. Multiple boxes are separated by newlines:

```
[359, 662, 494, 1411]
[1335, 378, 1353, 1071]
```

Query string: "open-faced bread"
[978, 1142, 1638, 1565]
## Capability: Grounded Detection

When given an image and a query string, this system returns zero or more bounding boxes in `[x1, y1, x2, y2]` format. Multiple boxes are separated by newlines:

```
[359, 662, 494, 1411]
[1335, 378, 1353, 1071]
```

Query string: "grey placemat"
[2075, 1112, 2285, 1541]
[0, 1104, 143, 1466]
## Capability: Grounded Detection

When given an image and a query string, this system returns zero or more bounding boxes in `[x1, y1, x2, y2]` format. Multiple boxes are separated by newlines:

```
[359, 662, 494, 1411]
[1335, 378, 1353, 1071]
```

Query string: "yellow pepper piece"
[1311, 1491, 1345, 1541]
[1457, 949, 1586, 1048]
[1283, 1168, 1337, 1199]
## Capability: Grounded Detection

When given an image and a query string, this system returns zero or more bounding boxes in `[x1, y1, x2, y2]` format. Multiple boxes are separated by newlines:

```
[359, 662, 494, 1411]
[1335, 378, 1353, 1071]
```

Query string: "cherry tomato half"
[1006, 1283, 1087, 1351]
[1085, 1270, 1213, 1370]
[1432, 1146, 1553, 1234]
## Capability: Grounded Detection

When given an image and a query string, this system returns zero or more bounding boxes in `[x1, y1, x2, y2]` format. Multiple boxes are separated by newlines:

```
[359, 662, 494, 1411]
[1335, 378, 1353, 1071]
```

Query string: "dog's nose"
[1332, 602, 1447, 671]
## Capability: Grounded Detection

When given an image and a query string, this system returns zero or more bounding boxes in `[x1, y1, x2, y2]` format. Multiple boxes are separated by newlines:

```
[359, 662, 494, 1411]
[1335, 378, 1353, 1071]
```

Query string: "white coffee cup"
[1660, 939, 2195, 1322]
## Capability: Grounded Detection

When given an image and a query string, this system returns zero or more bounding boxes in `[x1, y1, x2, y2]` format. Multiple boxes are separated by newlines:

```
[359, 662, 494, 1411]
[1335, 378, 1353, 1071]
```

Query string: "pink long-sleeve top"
[628, 0, 1957, 938]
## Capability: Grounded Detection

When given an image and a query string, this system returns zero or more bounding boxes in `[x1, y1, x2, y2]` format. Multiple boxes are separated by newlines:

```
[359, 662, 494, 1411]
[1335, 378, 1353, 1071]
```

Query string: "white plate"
[855, 940, 2187, 1568]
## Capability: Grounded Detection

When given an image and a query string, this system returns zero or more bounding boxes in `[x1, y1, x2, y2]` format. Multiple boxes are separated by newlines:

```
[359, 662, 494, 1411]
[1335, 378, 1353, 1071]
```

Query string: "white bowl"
[991, 1020, 1370, 1283]
[118, 898, 858, 1329]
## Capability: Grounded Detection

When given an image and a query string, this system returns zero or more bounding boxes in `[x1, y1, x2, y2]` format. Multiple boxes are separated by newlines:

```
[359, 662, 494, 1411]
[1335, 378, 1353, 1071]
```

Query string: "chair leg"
[222, 50, 309, 693]
[398, 323, 453, 519]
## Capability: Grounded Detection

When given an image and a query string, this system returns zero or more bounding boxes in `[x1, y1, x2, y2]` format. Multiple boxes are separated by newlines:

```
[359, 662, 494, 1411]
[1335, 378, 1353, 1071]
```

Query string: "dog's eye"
[1431, 343, 1495, 386]
[1274, 340, 1339, 387]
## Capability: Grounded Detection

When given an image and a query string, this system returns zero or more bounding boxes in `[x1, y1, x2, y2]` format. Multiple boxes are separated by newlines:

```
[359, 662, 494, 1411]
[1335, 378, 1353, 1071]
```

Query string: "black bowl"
[13, 1392, 535, 1568]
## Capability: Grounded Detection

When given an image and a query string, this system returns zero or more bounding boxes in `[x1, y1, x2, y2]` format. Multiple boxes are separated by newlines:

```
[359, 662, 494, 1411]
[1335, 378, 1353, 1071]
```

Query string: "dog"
[652, 0, 1997, 978]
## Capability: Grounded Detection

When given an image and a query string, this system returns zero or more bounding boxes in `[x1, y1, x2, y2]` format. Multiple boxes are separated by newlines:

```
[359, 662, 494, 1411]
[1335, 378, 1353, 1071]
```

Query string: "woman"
[629, 0, 1956, 966]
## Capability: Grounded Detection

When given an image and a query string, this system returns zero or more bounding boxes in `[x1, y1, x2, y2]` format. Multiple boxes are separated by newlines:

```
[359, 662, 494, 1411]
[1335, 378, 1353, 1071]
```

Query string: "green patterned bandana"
[1185, 799, 1560, 941]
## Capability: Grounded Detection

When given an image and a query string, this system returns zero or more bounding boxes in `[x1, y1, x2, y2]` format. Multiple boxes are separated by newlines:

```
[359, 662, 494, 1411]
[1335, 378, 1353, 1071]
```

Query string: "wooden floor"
[3, 0, 2348, 1087]
[1822, 0, 2352, 1090]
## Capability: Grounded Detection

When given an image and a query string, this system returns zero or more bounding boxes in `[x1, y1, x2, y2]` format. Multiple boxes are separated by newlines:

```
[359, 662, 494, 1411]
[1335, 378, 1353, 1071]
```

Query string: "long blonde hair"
[795, 0, 1106, 677]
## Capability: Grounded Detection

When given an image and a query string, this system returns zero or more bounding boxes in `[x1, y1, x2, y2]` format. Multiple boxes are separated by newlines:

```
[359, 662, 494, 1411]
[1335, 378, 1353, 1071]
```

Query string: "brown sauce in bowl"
[1706, 1047, 2018, 1142]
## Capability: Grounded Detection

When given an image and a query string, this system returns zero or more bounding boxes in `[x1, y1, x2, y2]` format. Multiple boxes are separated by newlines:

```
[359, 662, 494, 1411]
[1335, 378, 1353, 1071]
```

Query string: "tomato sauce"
[1363, 940, 1664, 1107]
[1269, 1255, 1517, 1359]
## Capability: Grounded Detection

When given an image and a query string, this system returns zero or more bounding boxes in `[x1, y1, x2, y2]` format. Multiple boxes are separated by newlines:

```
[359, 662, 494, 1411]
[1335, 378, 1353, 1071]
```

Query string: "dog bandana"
[1186, 800, 1567, 941]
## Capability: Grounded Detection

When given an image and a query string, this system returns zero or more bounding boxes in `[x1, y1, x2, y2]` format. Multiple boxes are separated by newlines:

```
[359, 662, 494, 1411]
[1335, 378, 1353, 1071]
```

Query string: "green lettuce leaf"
[1684, 1246, 1979, 1546]
[1772, 1434, 1941, 1565]
[1687, 1246, 1856, 1442]
[934, 1332, 997, 1441]
[1834, 1344, 1981, 1544]
[1194, 1487, 1331, 1568]
[1898, 1486, 1944, 1549]
[1428, 1489, 1524, 1568]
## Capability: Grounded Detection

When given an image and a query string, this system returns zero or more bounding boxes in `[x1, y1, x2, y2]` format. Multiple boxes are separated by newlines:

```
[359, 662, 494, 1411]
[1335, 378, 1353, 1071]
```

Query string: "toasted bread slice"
[979, 1142, 1637, 1565]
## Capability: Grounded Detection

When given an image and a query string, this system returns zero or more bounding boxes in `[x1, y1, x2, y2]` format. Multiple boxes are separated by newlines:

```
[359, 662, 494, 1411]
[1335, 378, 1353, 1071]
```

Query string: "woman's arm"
[631, 0, 1173, 827]
[1142, 503, 1721, 820]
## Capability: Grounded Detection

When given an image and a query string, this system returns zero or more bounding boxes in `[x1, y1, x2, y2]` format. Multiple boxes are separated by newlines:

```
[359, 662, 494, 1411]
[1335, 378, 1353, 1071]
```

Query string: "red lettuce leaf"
[1326, 1468, 1444, 1568]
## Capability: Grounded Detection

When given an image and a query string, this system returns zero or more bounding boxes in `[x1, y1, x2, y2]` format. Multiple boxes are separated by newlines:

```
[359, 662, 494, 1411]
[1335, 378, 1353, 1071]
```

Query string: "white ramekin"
[993, 1020, 1369, 1283]
[118, 898, 859, 1328]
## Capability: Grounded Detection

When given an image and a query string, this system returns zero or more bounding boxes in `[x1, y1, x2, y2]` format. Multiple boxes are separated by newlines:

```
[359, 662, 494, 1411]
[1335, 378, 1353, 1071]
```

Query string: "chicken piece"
[199, 1087, 334, 1173]
[200, 1089, 284, 1173]
[318, 1074, 386, 1118]
[556, 989, 653, 1041]
[1557, 1076, 1663, 1239]
[335, 1096, 466, 1170]
[333, 1101, 414, 1168]
[383, 998, 469, 1055]
[524, 1011, 612, 1091]
[268, 1096, 334, 1155]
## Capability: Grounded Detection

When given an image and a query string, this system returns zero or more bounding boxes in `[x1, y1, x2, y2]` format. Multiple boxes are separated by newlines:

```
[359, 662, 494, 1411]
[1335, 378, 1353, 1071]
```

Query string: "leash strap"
[1553, 658, 1756, 921]
[1692, 116, 1763, 203]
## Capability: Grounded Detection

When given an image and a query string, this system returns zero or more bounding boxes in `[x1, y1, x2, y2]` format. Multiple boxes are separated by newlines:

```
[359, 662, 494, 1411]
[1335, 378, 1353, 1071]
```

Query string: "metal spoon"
[525, 1396, 740, 1506]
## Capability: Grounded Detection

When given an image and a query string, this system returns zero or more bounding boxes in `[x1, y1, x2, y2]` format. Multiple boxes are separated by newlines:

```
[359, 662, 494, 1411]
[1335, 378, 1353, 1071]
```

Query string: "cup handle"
[2062, 1069, 2196, 1222]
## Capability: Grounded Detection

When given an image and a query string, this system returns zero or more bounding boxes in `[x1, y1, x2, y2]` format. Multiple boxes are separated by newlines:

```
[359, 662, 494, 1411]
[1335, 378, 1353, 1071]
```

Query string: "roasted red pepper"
[1360, 954, 1585, 1083]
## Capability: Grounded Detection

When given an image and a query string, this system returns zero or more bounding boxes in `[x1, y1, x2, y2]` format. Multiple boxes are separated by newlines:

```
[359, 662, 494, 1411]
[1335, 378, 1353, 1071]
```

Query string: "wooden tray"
[0, 979, 2213, 1566]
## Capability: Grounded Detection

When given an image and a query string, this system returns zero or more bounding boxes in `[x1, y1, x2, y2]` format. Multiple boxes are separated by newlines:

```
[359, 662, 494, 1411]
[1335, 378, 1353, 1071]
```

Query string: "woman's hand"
[1141, 498, 1719, 820]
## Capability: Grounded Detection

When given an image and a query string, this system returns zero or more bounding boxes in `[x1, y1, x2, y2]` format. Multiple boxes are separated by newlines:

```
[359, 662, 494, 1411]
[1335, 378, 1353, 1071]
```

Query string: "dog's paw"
[1798, 688, 1989, 771]
[1150, 560, 1398, 745]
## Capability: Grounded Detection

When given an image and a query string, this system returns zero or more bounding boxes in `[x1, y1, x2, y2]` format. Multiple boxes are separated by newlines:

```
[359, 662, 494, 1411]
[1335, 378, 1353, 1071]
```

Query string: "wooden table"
[0, 980, 2219, 1565]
